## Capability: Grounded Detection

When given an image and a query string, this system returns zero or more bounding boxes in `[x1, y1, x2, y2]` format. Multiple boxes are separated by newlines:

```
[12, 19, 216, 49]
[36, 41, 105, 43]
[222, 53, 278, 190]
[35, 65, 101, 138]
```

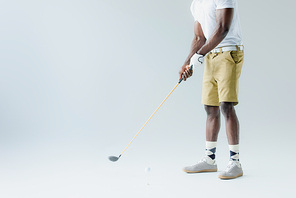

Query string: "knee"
[220, 102, 235, 117]
[204, 105, 220, 117]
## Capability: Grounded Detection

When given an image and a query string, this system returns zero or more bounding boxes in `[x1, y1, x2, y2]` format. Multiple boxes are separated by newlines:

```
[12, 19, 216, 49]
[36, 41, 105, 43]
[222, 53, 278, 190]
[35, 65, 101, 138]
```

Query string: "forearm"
[197, 26, 229, 55]
[197, 8, 234, 55]
[184, 36, 206, 65]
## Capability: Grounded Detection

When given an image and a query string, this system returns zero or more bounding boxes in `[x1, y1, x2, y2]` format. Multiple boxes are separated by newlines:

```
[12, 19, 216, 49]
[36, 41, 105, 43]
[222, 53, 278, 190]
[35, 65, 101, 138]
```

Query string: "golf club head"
[108, 155, 120, 162]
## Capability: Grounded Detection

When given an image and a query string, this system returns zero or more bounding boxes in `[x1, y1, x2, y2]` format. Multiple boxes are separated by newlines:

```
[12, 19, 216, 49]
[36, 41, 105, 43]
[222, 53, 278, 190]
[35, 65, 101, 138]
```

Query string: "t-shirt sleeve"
[215, 0, 234, 9]
[190, 0, 199, 21]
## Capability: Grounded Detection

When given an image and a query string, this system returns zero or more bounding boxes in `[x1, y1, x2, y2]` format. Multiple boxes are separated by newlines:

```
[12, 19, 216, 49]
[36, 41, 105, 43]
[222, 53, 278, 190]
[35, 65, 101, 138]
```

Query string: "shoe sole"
[218, 172, 243, 180]
[182, 168, 218, 173]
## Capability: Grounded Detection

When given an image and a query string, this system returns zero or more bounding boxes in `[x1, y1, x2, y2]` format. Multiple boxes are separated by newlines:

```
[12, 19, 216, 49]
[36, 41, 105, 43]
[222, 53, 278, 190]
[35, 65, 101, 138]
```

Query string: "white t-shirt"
[190, 0, 243, 47]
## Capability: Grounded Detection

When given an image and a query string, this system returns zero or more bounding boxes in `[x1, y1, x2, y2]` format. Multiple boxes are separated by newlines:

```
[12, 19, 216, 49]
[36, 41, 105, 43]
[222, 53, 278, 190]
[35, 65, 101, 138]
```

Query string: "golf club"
[108, 65, 193, 162]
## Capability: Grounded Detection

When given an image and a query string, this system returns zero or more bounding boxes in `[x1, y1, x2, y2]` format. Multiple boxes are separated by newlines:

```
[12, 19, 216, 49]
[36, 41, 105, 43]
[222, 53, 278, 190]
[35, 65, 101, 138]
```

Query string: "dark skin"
[205, 103, 239, 145]
[178, 8, 234, 81]
[179, 8, 239, 145]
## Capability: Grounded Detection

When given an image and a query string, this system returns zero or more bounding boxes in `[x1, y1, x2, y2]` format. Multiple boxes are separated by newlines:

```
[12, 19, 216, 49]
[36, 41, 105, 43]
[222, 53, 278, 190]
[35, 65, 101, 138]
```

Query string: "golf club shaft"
[118, 65, 192, 158]
[119, 82, 181, 156]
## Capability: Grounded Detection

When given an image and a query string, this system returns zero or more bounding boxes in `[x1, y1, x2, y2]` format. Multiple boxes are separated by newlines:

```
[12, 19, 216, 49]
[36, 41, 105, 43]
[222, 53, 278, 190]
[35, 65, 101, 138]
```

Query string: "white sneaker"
[218, 160, 243, 179]
[182, 157, 218, 173]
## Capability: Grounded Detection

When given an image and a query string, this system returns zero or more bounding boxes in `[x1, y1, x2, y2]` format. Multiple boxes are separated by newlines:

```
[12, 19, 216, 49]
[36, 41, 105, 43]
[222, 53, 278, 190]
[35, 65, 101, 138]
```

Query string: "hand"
[179, 65, 192, 81]
[190, 53, 204, 67]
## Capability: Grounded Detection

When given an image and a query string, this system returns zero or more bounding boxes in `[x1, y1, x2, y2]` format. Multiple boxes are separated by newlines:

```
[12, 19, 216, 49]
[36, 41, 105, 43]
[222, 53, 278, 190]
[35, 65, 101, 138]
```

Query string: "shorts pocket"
[229, 51, 238, 63]
[229, 51, 244, 64]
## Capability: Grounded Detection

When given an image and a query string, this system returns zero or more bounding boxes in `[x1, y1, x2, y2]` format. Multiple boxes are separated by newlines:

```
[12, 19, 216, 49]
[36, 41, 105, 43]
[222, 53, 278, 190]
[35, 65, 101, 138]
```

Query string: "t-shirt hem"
[216, 6, 234, 9]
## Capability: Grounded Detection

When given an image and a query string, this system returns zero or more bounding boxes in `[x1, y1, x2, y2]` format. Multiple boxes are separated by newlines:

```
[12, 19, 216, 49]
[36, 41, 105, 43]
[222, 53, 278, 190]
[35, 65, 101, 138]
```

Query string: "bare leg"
[204, 105, 221, 142]
[220, 102, 239, 145]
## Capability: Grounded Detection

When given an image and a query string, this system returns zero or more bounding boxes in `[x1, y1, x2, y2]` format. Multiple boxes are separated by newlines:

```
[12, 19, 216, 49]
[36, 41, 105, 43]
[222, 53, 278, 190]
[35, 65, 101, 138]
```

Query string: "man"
[179, 0, 244, 179]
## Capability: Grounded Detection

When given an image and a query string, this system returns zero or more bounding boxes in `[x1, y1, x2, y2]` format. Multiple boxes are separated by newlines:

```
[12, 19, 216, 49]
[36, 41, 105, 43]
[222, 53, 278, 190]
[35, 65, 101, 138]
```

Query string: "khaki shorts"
[202, 47, 244, 106]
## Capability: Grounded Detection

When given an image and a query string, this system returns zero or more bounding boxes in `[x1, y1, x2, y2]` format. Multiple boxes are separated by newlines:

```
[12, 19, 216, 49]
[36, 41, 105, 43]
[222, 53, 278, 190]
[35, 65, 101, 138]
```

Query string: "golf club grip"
[178, 65, 193, 84]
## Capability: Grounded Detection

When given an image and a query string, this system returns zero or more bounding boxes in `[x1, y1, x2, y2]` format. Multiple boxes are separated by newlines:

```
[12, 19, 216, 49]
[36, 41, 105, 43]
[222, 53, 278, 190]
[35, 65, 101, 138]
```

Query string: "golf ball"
[145, 167, 151, 173]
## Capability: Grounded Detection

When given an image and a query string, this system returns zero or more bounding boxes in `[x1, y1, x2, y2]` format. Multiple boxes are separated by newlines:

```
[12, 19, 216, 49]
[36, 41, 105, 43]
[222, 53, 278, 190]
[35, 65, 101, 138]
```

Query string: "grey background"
[0, 0, 295, 197]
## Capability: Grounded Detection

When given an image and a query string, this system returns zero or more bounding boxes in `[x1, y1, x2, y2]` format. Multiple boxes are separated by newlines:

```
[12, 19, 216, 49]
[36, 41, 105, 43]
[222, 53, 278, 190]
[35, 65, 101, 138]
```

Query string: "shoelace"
[197, 156, 217, 165]
[225, 161, 236, 172]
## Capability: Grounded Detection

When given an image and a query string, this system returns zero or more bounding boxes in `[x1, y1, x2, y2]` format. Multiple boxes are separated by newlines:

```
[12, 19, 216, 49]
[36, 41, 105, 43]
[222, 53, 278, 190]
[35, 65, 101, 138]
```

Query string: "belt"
[210, 45, 244, 53]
